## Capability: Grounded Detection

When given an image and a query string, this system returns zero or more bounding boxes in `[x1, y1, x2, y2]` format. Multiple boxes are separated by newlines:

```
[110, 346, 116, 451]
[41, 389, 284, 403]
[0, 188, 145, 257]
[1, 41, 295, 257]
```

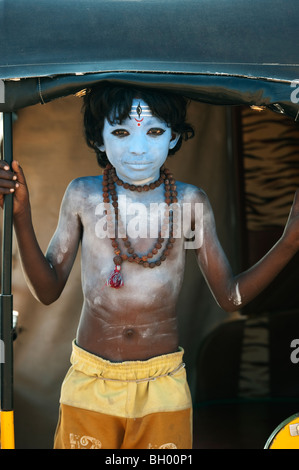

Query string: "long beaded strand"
[102, 164, 178, 288]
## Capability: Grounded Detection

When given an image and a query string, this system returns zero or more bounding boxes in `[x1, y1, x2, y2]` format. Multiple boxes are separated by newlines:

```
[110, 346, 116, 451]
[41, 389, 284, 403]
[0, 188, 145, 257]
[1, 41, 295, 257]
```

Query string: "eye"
[147, 128, 166, 137]
[111, 129, 130, 138]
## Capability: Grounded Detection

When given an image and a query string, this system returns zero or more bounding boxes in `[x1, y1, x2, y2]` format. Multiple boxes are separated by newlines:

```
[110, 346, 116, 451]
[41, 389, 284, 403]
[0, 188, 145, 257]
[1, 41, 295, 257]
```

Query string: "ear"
[168, 132, 181, 150]
[96, 142, 105, 152]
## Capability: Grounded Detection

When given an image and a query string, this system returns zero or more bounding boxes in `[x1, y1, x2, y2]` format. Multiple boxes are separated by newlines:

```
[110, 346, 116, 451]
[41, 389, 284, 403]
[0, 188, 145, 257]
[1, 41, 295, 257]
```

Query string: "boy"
[1, 84, 299, 449]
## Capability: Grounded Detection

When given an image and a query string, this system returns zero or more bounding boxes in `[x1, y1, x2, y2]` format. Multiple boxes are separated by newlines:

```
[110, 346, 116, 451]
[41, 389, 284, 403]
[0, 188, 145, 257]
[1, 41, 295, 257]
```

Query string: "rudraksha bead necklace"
[102, 164, 178, 288]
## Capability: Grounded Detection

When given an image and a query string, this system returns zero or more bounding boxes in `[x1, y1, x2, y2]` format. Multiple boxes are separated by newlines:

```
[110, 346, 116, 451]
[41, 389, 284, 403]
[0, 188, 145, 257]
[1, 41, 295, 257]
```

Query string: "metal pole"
[0, 112, 15, 449]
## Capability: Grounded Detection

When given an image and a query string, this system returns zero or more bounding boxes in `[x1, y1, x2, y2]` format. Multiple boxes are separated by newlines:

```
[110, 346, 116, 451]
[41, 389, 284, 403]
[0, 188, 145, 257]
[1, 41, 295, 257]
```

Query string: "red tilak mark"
[134, 118, 144, 124]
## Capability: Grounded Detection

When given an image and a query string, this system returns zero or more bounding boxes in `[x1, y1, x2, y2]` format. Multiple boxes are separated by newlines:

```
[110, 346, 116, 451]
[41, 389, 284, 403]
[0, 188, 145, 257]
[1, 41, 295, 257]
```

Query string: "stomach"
[76, 300, 180, 361]
[78, 235, 185, 360]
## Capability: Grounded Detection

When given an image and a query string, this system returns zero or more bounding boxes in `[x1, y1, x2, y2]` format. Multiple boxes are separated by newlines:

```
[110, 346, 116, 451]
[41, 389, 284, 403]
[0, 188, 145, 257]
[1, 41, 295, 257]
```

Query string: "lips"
[125, 162, 153, 168]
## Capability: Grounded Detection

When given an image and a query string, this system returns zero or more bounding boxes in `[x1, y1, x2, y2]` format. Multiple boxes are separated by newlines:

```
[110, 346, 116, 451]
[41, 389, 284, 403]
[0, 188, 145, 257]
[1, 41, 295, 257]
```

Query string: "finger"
[0, 161, 15, 180]
[11, 160, 26, 185]
[0, 178, 16, 189]
[3, 188, 16, 195]
[0, 160, 19, 192]
[0, 183, 17, 194]
[0, 176, 17, 191]
[0, 160, 11, 171]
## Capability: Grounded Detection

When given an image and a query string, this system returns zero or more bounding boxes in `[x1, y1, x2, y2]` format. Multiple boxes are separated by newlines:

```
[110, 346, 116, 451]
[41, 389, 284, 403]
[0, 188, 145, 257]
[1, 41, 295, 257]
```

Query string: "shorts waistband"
[71, 340, 185, 382]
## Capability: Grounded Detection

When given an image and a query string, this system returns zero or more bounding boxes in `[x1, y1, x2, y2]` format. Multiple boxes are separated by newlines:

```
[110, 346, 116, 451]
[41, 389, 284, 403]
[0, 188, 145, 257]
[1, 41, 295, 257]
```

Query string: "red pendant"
[106, 265, 124, 288]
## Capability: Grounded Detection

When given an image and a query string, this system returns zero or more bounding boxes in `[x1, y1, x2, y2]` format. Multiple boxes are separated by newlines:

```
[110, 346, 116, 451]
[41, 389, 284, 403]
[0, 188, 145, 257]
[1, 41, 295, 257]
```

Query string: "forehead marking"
[130, 101, 152, 126]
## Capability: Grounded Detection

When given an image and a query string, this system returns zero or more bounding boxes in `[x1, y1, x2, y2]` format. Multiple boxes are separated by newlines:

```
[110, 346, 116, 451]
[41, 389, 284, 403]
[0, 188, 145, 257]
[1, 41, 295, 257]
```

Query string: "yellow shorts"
[54, 341, 193, 449]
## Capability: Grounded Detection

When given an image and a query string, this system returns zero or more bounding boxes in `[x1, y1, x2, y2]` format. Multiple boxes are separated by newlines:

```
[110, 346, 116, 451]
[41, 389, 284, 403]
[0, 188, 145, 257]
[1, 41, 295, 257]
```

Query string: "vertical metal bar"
[0, 112, 15, 448]
[2, 112, 13, 295]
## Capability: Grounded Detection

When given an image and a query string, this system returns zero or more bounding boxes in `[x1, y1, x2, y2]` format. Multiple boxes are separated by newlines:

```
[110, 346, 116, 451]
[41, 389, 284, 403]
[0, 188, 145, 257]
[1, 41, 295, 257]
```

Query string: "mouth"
[125, 162, 153, 169]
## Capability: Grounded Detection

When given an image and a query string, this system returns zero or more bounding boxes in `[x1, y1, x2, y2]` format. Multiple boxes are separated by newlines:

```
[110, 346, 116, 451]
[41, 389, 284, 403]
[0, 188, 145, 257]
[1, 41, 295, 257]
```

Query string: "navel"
[123, 328, 135, 338]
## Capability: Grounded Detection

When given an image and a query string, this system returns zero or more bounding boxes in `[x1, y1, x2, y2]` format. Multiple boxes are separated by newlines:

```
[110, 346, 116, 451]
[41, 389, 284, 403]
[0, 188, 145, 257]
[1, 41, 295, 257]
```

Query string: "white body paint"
[45, 97, 239, 362]
[228, 282, 242, 307]
[234, 282, 242, 306]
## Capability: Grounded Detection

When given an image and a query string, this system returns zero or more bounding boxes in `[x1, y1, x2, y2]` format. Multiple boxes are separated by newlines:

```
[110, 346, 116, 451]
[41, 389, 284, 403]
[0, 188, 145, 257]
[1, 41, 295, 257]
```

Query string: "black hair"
[82, 82, 195, 168]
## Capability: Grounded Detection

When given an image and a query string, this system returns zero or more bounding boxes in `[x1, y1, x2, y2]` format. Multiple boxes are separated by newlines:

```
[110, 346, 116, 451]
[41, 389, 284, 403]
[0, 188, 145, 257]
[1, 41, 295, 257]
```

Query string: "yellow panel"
[268, 415, 299, 449]
[0, 411, 15, 449]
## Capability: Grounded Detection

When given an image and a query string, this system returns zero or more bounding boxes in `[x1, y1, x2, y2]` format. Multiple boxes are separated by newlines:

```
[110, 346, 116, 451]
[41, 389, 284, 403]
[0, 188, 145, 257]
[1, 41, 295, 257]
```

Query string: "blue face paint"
[99, 99, 180, 185]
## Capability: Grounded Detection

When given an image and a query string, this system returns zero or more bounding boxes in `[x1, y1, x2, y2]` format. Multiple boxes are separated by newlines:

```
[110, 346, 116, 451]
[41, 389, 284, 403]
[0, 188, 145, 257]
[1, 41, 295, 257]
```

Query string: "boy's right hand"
[0, 160, 30, 217]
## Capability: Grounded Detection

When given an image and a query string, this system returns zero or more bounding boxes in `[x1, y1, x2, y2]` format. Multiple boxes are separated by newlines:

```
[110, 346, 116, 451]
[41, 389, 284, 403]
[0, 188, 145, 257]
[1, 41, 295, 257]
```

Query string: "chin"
[124, 168, 152, 178]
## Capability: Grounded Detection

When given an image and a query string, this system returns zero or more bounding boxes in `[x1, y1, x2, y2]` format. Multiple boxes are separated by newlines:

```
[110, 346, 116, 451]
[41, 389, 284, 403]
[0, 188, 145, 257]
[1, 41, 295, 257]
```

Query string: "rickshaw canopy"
[0, 0, 299, 118]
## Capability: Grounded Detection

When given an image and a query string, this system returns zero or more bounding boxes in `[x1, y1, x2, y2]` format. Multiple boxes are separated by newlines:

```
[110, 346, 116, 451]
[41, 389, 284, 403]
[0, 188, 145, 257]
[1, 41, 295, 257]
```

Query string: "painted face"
[99, 99, 180, 184]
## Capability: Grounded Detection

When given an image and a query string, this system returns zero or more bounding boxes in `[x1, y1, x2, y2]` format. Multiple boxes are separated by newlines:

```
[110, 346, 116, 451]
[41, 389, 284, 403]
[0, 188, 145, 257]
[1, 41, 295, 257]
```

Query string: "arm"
[0, 160, 81, 305]
[194, 189, 299, 312]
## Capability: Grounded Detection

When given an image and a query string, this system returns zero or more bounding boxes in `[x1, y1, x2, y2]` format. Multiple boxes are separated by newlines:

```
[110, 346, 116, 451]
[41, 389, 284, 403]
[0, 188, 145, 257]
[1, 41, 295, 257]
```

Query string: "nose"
[129, 134, 148, 156]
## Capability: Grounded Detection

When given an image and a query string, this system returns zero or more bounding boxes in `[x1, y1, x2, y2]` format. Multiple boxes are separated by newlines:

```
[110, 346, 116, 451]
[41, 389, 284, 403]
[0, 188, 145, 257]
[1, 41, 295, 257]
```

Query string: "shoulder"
[63, 175, 102, 200]
[66, 175, 102, 193]
[176, 180, 209, 205]
[176, 181, 215, 226]
[61, 175, 102, 210]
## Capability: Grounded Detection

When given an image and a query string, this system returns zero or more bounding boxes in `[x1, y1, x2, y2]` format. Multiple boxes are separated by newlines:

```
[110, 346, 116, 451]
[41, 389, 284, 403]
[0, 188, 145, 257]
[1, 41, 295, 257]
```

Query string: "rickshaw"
[1, 0, 299, 449]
